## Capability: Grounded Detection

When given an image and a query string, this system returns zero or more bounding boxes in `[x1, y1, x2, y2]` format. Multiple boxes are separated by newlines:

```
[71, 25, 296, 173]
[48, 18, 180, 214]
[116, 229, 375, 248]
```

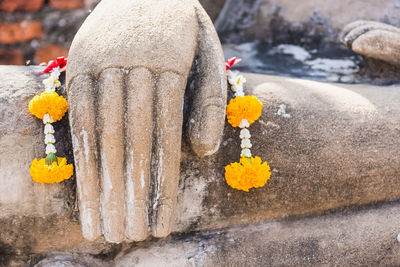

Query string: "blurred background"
[0, 0, 399, 83]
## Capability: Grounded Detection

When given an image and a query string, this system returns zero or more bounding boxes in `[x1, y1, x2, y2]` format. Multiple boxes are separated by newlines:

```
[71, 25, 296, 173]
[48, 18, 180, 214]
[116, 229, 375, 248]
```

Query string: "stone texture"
[66, 0, 227, 243]
[115, 200, 400, 266]
[173, 72, 400, 233]
[340, 20, 400, 66]
[2, 68, 400, 263]
[0, 66, 73, 219]
[0, 21, 43, 44]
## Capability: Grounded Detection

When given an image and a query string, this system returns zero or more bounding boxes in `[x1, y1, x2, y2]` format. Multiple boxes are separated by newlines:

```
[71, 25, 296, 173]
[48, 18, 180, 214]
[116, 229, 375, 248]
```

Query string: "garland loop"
[224, 57, 271, 192]
[29, 57, 73, 184]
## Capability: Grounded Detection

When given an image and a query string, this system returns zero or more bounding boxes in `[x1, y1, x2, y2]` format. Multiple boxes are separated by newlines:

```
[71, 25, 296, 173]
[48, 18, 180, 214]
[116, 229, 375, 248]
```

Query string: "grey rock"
[175, 73, 400, 233]
[116, 200, 400, 266]
[34, 253, 110, 267]
[0, 66, 73, 219]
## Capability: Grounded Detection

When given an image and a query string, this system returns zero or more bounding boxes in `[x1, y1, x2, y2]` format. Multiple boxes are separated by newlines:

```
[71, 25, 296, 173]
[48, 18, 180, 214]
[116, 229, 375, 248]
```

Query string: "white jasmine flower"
[239, 119, 250, 129]
[241, 148, 252, 157]
[228, 71, 246, 92]
[227, 70, 239, 83]
[43, 74, 61, 92]
[234, 91, 245, 98]
[241, 139, 252, 149]
[44, 124, 55, 134]
[51, 67, 61, 79]
[43, 114, 54, 124]
[45, 134, 56, 144]
[45, 144, 57, 154]
[239, 129, 251, 139]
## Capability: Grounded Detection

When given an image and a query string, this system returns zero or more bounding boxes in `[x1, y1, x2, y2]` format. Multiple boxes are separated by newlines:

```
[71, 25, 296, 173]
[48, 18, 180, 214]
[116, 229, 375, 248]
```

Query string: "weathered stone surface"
[175, 73, 400, 232]
[0, 66, 73, 219]
[115, 200, 400, 266]
[215, 0, 400, 44]
[66, 0, 227, 243]
[340, 20, 400, 66]
[2, 67, 400, 263]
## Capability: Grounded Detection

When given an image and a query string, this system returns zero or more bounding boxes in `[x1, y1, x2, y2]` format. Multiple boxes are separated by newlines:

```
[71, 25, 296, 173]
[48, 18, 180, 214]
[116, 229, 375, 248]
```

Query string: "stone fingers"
[188, 5, 227, 157]
[98, 68, 126, 243]
[70, 69, 190, 242]
[68, 74, 102, 241]
[340, 20, 371, 46]
[340, 20, 400, 65]
[351, 30, 400, 65]
[124, 68, 153, 241]
[151, 72, 187, 238]
[340, 20, 400, 47]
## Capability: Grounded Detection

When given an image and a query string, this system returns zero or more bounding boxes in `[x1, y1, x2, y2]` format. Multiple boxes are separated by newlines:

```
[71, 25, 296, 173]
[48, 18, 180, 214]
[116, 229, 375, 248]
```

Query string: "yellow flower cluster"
[226, 95, 263, 127]
[225, 156, 271, 192]
[29, 92, 68, 122]
[30, 157, 73, 184]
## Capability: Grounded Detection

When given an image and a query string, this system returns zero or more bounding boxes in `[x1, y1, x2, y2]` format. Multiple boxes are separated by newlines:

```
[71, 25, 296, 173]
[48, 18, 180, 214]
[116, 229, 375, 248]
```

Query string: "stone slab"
[116, 200, 400, 266]
[1, 67, 400, 257]
[175, 73, 400, 233]
[0, 66, 73, 219]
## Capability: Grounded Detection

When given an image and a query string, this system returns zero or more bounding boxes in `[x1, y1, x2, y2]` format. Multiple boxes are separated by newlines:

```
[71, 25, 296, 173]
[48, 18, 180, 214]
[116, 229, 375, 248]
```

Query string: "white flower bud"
[234, 90, 245, 98]
[240, 129, 251, 139]
[43, 114, 54, 124]
[241, 139, 252, 149]
[44, 124, 55, 134]
[241, 148, 252, 157]
[239, 119, 250, 128]
[51, 67, 61, 79]
[54, 80, 61, 88]
[45, 134, 56, 144]
[45, 144, 57, 154]
[43, 77, 55, 92]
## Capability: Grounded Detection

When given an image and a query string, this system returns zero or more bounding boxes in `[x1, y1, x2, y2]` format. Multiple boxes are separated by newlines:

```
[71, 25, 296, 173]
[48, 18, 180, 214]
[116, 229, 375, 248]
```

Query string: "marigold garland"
[224, 57, 271, 192]
[225, 156, 271, 192]
[226, 95, 263, 127]
[30, 157, 74, 184]
[29, 91, 68, 122]
[29, 57, 73, 184]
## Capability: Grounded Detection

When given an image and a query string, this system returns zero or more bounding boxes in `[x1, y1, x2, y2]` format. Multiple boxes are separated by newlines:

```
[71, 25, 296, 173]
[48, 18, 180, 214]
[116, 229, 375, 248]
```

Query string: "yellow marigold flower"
[225, 156, 271, 192]
[29, 91, 68, 122]
[30, 157, 73, 184]
[226, 95, 263, 127]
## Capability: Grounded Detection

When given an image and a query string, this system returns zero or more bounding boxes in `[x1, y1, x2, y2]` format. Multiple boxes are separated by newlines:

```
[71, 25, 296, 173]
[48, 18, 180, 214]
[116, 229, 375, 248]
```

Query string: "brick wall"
[0, 0, 100, 65]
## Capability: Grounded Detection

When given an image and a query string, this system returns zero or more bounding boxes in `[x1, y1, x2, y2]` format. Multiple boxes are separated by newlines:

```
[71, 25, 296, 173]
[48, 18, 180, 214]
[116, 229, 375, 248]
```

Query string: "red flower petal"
[225, 57, 242, 70]
[40, 56, 68, 74]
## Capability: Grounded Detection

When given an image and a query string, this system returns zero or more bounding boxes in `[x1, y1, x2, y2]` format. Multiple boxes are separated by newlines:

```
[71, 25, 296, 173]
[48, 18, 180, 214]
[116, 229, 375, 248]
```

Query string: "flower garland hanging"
[224, 57, 271, 192]
[29, 57, 73, 184]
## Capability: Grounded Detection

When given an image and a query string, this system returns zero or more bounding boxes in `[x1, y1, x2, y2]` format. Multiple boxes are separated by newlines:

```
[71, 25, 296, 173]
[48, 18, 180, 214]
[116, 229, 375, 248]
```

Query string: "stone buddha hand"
[66, 0, 227, 243]
[340, 20, 400, 66]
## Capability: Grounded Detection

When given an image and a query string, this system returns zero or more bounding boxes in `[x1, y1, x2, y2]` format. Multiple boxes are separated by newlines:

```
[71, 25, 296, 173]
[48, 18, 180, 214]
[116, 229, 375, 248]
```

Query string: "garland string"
[29, 57, 73, 184]
[224, 57, 271, 192]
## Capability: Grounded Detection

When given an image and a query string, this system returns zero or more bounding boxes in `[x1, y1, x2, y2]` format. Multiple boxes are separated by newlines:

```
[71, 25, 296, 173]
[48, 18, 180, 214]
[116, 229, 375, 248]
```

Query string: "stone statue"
[66, 0, 227, 243]
[340, 20, 400, 66]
